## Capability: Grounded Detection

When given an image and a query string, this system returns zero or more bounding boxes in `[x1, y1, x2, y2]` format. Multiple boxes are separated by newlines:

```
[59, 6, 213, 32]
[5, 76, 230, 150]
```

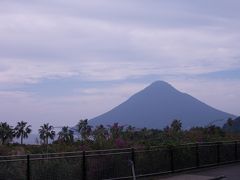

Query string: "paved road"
[153, 163, 240, 180]
[158, 174, 218, 180]
[192, 163, 240, 180]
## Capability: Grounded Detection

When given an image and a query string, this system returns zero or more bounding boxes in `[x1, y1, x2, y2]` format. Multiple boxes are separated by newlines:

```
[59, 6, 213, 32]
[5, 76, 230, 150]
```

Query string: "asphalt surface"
[153, 163, 240, 180]
[192, 163, 240, 180]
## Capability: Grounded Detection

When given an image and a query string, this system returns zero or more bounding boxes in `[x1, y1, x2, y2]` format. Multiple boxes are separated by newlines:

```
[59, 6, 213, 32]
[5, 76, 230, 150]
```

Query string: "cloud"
[0, 59, 79, 84]
[1, 12, 240, 84]
[0, 0, 240, 130]
[1, 1, 240, 77]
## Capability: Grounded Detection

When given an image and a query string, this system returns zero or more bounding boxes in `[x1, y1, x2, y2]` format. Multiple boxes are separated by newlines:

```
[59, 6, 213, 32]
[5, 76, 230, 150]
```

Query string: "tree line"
[0, 119, 239, 148]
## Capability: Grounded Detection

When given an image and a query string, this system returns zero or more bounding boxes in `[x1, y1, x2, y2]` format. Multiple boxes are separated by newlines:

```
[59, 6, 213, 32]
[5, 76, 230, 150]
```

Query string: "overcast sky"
[0, 0, 240, 132]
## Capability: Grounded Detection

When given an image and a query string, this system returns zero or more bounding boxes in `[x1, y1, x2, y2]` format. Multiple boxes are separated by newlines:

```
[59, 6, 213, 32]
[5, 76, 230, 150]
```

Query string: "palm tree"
[124, 125, 135, 140]
[58, 126, 74, 144]
[76, 119, 92, 141]
[170, 119, 182, 132]
[14, 121, 32, 145]
[0, 122, 14, 145]
[93, 124, 109, 143]
[108, 123, 124, 140]
[227, 118, 234, 127]
[39, 123, 55, 145]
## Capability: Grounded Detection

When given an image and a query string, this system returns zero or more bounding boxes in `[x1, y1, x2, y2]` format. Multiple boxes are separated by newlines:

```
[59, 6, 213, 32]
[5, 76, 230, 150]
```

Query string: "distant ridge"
[90, 81, 235, 129]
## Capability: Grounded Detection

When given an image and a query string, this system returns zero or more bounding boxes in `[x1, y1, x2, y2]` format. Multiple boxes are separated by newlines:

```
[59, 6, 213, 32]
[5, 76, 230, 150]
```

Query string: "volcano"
[90, 81, 235, 129]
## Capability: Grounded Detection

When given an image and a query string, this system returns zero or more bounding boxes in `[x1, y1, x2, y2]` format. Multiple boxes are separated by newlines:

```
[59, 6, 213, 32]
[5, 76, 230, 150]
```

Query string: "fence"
[0, 141, 240, 180]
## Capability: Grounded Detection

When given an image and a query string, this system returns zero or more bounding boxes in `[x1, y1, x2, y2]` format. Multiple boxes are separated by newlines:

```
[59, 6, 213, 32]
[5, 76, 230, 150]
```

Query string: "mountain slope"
[90, 81, 235, 129]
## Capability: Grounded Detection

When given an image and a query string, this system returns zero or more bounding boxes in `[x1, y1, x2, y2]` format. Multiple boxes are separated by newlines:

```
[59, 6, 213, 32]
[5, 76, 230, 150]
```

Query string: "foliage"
[14, 121, 32, 145]
[108, 123, 124, 140]
[39, 123, 55, 145]
[1, 118, 240, 154]
[223, 117, 240, 133]
[170, 119, 182, 132]
[57, 126, 74, 144]
[76, 119, 92, 141]
[92, 124, 109, 148]
[0, 122, 14, 145]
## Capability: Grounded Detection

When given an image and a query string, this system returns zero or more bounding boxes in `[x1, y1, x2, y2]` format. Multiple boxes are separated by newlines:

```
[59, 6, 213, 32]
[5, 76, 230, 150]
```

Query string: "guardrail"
[0, 141, 240, 180]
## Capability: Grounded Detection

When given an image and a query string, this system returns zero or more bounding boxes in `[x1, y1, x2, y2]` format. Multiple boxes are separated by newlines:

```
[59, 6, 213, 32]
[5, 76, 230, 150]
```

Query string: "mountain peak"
[143, 80, 179, 95]
[150, 80, 171, 86]
[148, 81, 174, 89]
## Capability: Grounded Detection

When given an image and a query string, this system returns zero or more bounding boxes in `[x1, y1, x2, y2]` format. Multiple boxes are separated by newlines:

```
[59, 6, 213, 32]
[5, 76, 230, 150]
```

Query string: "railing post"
[131, 148, 136, 180]
[169, 147, 174, 173]
[217, 142, 220, 164]
[26, 154, 30, 180]
[131, 148, 135, 169]
[82, 151, 86, 180]
[195, 143, 200, 168]
[235, 141, 238, 161]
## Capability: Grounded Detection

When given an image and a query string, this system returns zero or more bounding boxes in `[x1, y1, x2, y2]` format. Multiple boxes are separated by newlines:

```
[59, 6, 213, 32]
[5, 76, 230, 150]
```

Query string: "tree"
[14, 121, 32, 145]
[39, 123, 55, 145]
[227, 118, 234, 127]
[76, 119, 92, 141]
[205, 125, 225, 140]
[124, 125, 135, 140]
[108, 123, 124, 140]
[162, 120, 183, 144]
[170, 119, 182, 132]
[58, 126, 74, 144]
[223, 117, 240, 133]
[0, 122, 14, 145]
[93, 124, 109, 146]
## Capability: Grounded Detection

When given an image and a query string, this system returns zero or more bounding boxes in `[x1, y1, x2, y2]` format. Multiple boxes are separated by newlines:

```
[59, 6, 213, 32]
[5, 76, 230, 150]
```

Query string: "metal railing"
[0, 141, 240, 180]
